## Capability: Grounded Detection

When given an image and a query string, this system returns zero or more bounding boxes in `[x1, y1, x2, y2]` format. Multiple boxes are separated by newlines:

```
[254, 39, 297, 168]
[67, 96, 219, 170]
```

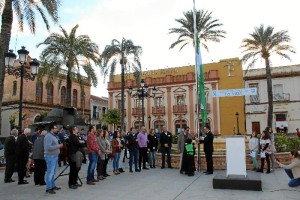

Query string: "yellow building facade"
[107, 58, 245, 136]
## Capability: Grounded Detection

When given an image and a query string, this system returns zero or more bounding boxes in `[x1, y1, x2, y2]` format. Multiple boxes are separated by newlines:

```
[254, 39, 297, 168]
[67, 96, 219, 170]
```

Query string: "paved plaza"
[0, 160, 299, 200]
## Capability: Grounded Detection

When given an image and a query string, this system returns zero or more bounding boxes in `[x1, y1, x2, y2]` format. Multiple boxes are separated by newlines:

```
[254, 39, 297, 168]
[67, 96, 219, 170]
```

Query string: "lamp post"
[235, 112, 240, 134]
[129, 79, 157, 127]
[4, 47, 40, 133]
[148, 115, 151, 129]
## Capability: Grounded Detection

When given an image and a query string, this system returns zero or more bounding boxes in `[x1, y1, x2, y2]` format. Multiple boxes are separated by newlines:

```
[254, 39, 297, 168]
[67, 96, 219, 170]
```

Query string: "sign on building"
[212, 88, 257, 97]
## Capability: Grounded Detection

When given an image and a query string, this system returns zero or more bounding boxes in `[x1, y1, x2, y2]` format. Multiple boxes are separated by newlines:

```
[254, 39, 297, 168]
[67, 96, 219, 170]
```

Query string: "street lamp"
[235, 112, 240, 135]
[148, 115, 151, 129]
[129, 79, 157, 127]
[4, 47, 40, 133]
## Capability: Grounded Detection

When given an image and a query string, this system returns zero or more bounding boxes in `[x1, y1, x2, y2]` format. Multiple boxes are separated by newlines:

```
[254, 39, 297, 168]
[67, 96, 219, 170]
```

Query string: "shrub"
[275, 133, 300, 152]
[286, 137, 300, 151]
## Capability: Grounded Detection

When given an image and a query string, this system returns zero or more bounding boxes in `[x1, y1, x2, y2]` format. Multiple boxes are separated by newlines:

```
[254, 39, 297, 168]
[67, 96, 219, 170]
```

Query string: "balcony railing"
[132, 108, 144, 116]
[195, 103, 211, 113]
[273, 93, 290, 101]
[173, 105, 187, 114]
[152, 106, 166, 115]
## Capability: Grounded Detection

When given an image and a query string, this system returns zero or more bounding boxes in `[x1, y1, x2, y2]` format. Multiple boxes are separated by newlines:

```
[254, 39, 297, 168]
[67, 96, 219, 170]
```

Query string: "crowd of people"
[3, 123, 299, 194]
[3, 124, 213, 194]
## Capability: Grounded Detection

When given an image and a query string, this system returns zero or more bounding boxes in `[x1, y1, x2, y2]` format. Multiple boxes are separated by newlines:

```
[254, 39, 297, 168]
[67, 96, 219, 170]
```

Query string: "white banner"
[212, 88, 257, 97]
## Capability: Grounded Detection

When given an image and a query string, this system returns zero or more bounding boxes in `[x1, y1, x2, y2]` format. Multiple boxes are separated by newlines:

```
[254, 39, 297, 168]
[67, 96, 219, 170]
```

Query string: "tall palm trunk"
[66, 63, 72, 107]
[120, 58, 125, 131]
[0, 0, 13, 135]
[265, 58, 273, 127]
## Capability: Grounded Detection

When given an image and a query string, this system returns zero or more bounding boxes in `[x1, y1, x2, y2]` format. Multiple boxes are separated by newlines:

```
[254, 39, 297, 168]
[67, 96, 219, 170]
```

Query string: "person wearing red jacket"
[296, 128, 300, 137]
[86, 125, 100, 185]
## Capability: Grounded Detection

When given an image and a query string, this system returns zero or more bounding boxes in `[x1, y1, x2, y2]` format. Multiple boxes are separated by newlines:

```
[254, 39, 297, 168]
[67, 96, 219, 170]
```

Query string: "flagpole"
[192, 0, 201, 172]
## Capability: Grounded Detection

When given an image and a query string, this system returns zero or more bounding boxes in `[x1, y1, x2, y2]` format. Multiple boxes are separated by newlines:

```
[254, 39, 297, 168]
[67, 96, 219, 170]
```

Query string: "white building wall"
[245, 65, 300, 134]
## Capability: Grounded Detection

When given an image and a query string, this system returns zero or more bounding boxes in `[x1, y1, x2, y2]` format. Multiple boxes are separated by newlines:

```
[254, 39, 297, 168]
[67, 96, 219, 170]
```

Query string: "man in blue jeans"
[127, 128, 140, 172]
[86, 125, 100, 185]
[44, 124, 63, 194]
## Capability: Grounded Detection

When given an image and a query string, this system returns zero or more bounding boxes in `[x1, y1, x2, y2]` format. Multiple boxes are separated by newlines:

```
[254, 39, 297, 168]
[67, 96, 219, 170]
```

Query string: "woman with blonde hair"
[96, 129, 106, 180]
[148, 128, 158, 168]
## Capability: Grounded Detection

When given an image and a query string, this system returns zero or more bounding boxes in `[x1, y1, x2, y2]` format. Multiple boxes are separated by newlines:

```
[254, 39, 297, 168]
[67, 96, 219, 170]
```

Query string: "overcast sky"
[9, 0, 300, 97]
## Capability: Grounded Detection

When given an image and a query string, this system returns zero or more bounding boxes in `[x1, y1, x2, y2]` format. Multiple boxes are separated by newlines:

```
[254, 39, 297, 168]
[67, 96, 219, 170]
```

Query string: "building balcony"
[195, 103, 211, 113]
[152, 106, 166, 115]
[273, 93, 290, 102]
[132, 108, 144, 116]
[173, 105, 187, 114]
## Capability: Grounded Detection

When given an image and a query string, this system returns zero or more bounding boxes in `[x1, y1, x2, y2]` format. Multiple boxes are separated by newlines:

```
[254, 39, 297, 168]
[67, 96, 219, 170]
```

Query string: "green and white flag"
[193, 0, 207, 123]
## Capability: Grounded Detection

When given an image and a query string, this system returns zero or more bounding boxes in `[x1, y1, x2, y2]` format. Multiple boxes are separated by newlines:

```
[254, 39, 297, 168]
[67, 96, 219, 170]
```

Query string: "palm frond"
[169, 9, 226, 51]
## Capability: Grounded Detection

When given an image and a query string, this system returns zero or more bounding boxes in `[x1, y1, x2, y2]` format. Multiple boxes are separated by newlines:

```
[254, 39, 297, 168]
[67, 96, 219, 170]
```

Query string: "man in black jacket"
[127, 127, 139, 172]
[68, 126, 85, 189]
[4, 128, 18, 183]
[200, 125, 214, 175]
[160, 126, 173, 169]
[16, 128, 31, 184]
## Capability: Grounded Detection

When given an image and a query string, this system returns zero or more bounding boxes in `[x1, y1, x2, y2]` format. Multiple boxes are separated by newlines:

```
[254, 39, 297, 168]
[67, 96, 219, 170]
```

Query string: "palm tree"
[0, 0, 60, 135]
[100, 38, 142, 131]
[37, 24, 101, 107]
[241, 24, 295, 127]
[169, 9, 226, 51]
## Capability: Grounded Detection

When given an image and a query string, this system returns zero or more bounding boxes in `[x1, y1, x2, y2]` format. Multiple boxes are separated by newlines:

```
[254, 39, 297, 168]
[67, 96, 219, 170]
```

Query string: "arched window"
[80, 92, 85, 109]
[73, 89, 78, 108]
[154, 120, 165, 133]
[61, 86, 66, 106]
[36, 81, 43, 103]
[175, 119, 187, 135]
[199, 119, 211, 131]
[47, 83, 53, 104]
[134, 121, 143, 131]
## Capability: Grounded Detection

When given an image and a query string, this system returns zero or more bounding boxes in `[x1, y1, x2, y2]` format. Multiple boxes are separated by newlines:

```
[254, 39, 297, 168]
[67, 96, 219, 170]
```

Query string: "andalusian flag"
[193, 0, 207, 123]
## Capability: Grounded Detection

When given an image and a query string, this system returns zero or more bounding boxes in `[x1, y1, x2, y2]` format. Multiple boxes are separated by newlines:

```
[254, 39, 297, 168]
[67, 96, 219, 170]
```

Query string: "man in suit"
[16, 128, 31, 184]
[200, 125, 214, 175]
[4, 128, 18, 183]
[160, 126, 173, 169]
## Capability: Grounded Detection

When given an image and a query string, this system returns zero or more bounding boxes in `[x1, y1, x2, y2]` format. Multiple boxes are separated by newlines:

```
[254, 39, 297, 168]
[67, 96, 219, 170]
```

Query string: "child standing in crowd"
[248, 131, 259, 171]
[184, 138, 195, 176]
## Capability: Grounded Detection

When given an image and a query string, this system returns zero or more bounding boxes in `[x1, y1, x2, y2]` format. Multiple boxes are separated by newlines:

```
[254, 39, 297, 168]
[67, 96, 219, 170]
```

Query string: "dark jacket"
[148, 134, 158, 152]
[16, 134, 30, 161]
[127, 133, 138, 151]
[4, 135, 16, 157]
[200, 131, 214, 152]
[68, 134, 85, 155]
[160, 131, 172, 148]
